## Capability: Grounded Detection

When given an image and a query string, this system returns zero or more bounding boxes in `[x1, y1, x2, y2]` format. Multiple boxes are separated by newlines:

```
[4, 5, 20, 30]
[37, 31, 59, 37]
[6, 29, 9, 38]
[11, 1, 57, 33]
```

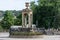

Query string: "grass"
[10, 32, 43, 36]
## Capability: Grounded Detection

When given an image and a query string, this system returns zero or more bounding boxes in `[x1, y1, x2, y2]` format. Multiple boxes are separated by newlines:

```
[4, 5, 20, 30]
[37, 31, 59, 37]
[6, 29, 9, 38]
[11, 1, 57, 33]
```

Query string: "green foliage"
[14, 13, 22, 25]
[1, 10, 14, 29]
[0, 25, 3, 31]
[30, 0, 59, 29]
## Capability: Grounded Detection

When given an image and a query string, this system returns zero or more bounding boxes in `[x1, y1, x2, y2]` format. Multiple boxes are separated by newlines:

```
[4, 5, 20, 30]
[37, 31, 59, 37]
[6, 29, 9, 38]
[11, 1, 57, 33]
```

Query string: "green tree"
[1, 10, 14, 29]
[30, 0, 59, 29]
[14, 12, 22, 25]
[30, 1, 38, 24]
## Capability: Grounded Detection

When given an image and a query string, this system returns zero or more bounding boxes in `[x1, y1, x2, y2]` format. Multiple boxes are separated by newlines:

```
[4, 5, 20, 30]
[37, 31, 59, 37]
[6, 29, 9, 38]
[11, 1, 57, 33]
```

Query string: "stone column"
[25, 16, 27, 28]
[22, 11, 27, 28]
[28, 11, 32, 28]
[22, 12, 25, 27]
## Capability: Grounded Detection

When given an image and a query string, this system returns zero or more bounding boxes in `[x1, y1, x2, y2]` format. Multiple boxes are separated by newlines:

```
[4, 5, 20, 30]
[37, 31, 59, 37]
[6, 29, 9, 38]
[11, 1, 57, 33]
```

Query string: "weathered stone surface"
[22, 2, 33, 28]
[18, 28, 32, 32]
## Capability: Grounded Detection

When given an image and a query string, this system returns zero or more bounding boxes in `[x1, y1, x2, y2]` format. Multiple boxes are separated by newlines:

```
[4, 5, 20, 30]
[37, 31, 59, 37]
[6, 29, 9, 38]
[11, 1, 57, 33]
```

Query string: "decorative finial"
[25, 2, 29, 8]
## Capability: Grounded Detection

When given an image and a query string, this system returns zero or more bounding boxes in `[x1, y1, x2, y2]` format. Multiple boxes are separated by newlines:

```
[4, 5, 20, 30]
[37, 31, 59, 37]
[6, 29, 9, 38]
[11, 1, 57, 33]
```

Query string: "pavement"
[0, 32, 60, 40]
[0, 32, 9, 38]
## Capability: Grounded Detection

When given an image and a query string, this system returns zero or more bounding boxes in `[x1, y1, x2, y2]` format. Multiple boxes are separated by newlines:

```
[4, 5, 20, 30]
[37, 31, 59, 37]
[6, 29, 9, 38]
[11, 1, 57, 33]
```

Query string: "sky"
[0, 0, 36, 11]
